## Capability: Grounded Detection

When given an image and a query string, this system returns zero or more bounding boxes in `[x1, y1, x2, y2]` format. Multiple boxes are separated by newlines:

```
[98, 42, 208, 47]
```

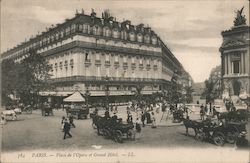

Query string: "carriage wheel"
[213, 132, 225, 146]
[195, 131, 205, 141]
[103, 129, 111, 139]
[114, 130, 123, 143]
[127, 129, 135, 140]
[226, 131, 238, 144]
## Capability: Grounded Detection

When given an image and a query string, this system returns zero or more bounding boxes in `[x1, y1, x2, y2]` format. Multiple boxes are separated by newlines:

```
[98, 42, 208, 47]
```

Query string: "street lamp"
[105, 76, 110, 109]
[84, 87, 91, 110]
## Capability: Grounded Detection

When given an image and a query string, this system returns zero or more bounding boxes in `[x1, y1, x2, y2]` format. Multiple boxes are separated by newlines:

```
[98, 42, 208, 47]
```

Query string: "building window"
[144, 35, 150, 43]
[232, 60, 240, 74]
[123, 56, 127, 63]
[115, 55, 119, 62]
[113, 29, 119, 38]
[71, 24, 76, 33]
[79, 24, 83, 31]
[131, 57, 135, 63]
[121, 31, 127, 40]
[97, 66, 101, 77]
[96, 53, 100, 60]
[83, 24, 88, 33]
[85, 52, 90, 61]
[137, 33, 143, 42]
[105, 54, 109, 61]
[66, 27, 70, 35]
[129, 32, 135, 41]
[152, 36, 157, 45]
[106, 67, 110, 77]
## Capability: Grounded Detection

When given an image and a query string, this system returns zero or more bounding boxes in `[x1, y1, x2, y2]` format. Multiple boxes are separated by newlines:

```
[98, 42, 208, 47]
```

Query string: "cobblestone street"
[2, 106, 249, 152]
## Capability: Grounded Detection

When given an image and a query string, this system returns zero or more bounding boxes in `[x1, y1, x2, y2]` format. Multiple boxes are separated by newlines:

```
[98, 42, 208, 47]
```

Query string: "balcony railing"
[131, 63, 136, 69]
[84, 59, 91, 66]
[47, 76, 163, 84]
[95, 60, 101, 65]
[139, 63, 144, 69]
[105, 60, 111, 67]
[123, 62, 128, 68]
[146, 64, 151, 70]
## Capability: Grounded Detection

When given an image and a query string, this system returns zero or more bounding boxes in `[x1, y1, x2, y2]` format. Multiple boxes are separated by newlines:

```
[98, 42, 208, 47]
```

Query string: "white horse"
[1, 110, 17, 120]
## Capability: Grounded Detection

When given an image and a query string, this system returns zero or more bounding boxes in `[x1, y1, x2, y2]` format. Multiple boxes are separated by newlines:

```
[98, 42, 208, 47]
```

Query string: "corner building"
[1, 10, 183, 103]
[220, 10, 250, 98]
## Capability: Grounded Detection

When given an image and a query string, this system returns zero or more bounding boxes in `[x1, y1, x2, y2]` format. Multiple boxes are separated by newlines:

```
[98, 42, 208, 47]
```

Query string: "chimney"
[81, 8, 84, 14]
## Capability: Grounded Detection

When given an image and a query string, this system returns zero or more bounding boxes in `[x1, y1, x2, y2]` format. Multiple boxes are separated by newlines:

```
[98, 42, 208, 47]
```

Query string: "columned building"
[220, 7, 250, 99]
[1, 9, 183, 103]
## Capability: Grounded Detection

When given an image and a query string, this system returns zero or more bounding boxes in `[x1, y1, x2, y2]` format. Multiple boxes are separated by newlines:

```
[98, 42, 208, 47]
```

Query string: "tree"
[1, 59, 19, 106]
[202, 79, 218, 103]
[183, 86, 194, 103]
[2, 50, 52, 106]
[166, 70, 183, 106]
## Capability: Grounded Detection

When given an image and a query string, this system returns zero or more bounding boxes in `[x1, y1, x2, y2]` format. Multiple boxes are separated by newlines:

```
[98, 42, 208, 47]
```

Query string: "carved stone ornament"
[234, 7, 247, 26]
[222, 39, 246, 48]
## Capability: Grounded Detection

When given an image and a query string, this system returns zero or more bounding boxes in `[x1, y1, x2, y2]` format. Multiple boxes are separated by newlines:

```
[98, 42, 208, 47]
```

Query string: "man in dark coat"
[141, 111, 146, 127]
[63, 119, 72, 139]
[69, 115, 75, 128]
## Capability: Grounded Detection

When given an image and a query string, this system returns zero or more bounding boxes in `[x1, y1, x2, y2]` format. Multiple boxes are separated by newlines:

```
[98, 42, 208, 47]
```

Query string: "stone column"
[228, 54, 231, 74]
[224, 54, 227, 75]
[240, 52, 245, 74]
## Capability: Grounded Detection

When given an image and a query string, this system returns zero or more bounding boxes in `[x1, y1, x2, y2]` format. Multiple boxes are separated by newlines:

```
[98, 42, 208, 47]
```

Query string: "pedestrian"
[141, 111, 146, 127]
[135, 118, 141, 132]
[200, 104, 205, 120]
[146, 112, 152, 124]
[114, 105, 118, 113]
[151, 112, 156, 128]
[61, 116, 66, 130]
[127, 113, 133, 124]
[104, 108, 110, 119]
[63, 119, 72, 139]
[0, 114, 6, 125]
[69, 115, 76, 128]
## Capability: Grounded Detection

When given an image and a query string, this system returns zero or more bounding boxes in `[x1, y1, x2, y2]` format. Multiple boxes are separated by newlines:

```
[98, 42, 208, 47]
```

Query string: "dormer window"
[129, 32, 135, 41]
[104, 27, 111, 37]
[144, 35, 150, 44]
[71, 24, 76, 33]
[83, 24, 88, 33]
[137, 33, 143, 42]
[152, 36, 157, 45]
[112, 29, 119, 38]
[121, 31, 127, 40]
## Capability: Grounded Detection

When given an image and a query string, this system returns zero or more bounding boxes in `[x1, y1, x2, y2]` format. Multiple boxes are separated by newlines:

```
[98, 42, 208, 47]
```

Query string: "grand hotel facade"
[1, 10, 185, 103]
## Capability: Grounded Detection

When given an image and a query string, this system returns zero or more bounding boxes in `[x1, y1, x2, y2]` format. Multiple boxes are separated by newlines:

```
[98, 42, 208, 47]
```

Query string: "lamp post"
[84, 86, 91, 110]
[105, 76, 110, 109]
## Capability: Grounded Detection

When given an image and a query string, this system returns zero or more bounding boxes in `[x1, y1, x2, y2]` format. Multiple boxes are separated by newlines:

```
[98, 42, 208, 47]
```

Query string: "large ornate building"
[1, 9, 185, 103]
[220, 7, 250, 99]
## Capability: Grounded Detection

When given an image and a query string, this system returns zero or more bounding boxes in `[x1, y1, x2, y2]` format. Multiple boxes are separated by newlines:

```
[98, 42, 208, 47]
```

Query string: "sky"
[1, 0, 249, 82]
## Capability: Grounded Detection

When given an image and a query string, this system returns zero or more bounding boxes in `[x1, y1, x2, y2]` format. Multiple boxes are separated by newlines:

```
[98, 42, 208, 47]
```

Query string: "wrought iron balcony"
[95, 60, 101, 65]
[105, 60, 111, 67]
[114, 61, 119, 68]
[47, 75, 164, 84]
[139, 63, 144, 69]
[146, 64, 151, 70]
[131, 63, 136, 69]
[84, 59, 91, 66]
[123, 62, 128, 69]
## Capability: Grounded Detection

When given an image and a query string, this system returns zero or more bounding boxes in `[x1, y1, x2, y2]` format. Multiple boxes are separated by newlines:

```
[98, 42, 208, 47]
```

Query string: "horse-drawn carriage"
[67, 105, 89, 119]
[92, 114, 135, 143]
[41, 103, 53, 116]
[183, 109, 248, 146]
